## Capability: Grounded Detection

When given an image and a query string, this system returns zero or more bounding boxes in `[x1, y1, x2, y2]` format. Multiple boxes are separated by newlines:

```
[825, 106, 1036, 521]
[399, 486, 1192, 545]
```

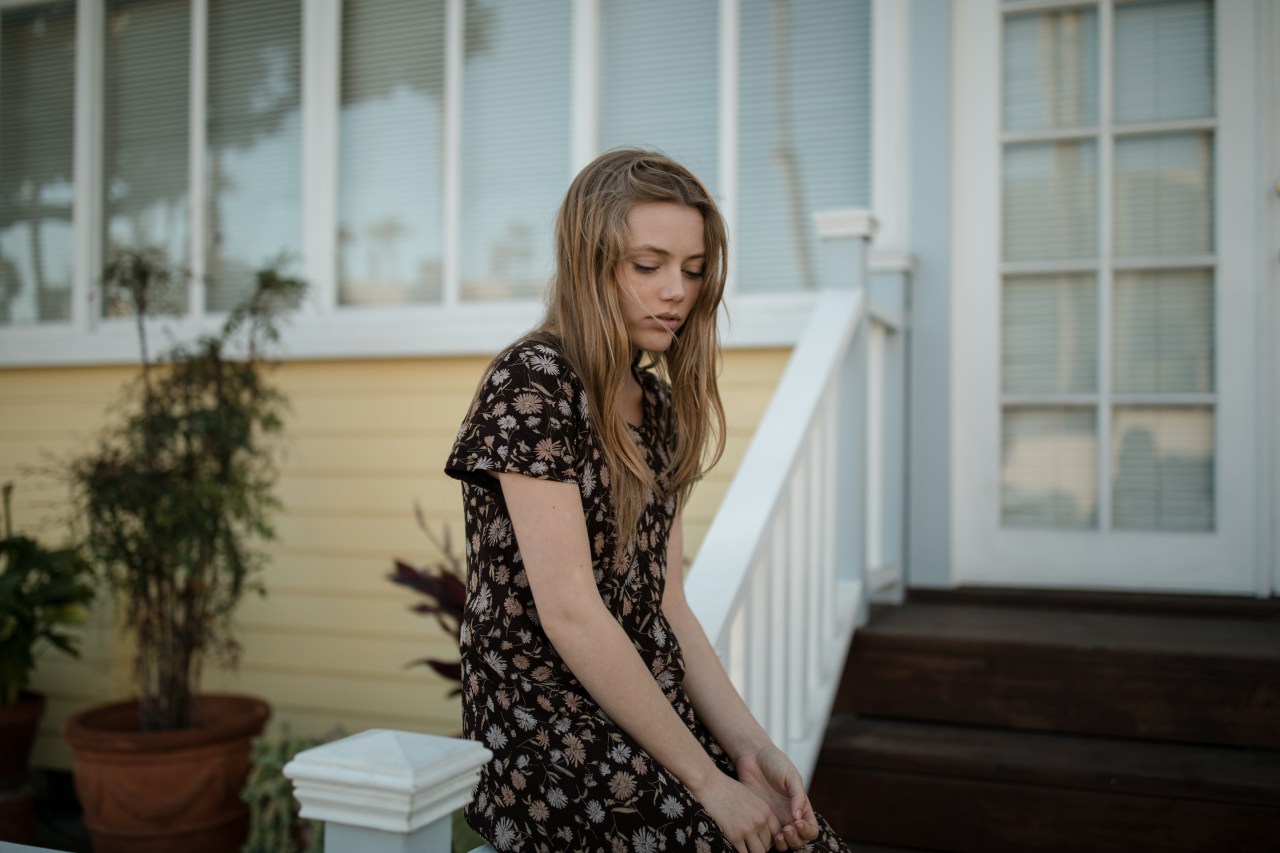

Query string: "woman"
[446, 149, 849, 853]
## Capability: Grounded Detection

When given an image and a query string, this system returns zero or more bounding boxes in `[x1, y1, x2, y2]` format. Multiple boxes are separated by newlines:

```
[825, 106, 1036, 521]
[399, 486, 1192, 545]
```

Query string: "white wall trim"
[570, 0, 600, 175]
[813, 209, 879, 242]
[871, 0, 911, 251]
[0, 293, 814, 367]
[301, 0, 340, 317]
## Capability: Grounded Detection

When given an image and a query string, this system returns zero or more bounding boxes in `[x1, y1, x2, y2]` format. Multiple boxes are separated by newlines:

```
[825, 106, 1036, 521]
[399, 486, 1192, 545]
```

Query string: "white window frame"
[951, 0, 1268, 594]
[0, 0, 894, 367]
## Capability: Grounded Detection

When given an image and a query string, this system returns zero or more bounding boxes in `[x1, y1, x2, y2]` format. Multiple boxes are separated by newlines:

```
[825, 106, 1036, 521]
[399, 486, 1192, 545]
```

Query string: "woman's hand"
[693, 772, 783, 853]
[735, 746, 821, 850]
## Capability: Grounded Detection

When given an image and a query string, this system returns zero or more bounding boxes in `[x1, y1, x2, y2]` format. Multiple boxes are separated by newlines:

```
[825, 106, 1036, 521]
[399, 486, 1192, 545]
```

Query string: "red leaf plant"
[388, 504, 466, 696]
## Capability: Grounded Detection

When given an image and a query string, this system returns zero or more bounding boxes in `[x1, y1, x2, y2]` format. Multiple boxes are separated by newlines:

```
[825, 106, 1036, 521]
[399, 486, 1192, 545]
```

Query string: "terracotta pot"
[63, 693, 270, 853]
[0, 691, 45, 843]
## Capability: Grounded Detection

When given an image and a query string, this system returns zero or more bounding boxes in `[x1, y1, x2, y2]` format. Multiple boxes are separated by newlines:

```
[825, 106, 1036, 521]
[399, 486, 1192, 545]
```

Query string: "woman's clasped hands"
[694, 744, 820, 852]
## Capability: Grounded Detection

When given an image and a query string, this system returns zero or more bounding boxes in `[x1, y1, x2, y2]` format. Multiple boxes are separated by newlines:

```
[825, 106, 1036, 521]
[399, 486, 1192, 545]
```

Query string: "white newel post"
[284, 729, 492, 853]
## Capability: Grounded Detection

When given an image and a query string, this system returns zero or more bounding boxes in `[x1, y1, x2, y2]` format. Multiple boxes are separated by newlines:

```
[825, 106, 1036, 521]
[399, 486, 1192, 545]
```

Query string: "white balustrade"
[685, 208, 901, 783]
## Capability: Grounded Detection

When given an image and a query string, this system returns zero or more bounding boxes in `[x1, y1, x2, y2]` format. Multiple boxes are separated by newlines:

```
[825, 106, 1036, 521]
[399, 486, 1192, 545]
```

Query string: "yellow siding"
[0, 348, 789, 769]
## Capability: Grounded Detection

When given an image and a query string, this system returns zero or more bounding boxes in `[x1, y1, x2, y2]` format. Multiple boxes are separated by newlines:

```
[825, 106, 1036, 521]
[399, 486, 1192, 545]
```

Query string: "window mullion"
[188, 0, 207, 319]
[302, 0, 339, 313]
[718, 0, 738, 298]
[1097, 0, 1115, 532]
[74, 0, 104, 330]
[570, 0, 600, 175]
[442, 0, 462, 307]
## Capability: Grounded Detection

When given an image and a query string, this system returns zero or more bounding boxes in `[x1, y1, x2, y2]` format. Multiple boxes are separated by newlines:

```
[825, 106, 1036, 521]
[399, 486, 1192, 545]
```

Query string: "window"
[0, 1, 76, 325]
[0, 0, 873, 358]
[998, 0, 1216, 533]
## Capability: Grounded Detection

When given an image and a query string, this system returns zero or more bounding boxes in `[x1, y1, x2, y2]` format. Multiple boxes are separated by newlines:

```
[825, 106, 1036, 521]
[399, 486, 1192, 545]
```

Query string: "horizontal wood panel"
[235, 589, 455, 641]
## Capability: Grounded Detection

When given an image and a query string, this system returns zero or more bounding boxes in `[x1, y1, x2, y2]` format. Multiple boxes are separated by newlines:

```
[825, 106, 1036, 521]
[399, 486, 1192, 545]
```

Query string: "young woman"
[446, 150, 850, 853]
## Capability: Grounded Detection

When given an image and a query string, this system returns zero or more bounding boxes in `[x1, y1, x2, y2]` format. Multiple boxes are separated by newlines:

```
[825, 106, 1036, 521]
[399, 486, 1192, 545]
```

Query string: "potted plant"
[61, 249, 304, 853]
[0, 482, 95, 843]
[388, 506, 466, 695]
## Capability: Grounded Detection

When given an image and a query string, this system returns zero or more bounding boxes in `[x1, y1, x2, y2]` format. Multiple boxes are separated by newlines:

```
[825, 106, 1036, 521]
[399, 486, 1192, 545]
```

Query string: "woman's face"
[615, 202, 705, 355]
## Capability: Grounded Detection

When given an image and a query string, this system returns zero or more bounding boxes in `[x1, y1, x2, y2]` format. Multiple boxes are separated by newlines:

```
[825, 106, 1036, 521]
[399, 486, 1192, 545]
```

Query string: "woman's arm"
[661, 515, 820, 848]
[496, 472, 782, 853]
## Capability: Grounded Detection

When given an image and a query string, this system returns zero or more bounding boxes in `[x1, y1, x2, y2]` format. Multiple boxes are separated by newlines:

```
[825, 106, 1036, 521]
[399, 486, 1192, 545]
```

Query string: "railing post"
[284, 729, 491, 853]
[813, 209, 878, 626]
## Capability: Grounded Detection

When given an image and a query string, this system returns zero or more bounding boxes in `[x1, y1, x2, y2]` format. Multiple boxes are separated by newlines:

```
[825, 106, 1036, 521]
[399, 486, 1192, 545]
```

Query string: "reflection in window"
[738, 0, 870, 294]
[1112, 407, 1214, 531]
[1113, 133, 1213, 258]
[600, 0, 718, 188]
[104, 0, 190, 312]
[461, 1, 570, 301]
[339, 0, 445, 305]
[1001, 407, 1098, 529]
[207, 0, 302, 312]
[0, 1, 76, 325]
[1003, 8, 1098, 132]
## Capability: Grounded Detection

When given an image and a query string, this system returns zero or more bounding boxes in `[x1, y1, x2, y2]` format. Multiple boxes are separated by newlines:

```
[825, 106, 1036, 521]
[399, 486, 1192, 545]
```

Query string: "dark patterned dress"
[446, 339, 849, 853]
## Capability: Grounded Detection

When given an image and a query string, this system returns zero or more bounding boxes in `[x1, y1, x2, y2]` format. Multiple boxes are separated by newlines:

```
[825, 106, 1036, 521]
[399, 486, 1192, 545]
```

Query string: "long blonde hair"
[535, 149, 727, 562]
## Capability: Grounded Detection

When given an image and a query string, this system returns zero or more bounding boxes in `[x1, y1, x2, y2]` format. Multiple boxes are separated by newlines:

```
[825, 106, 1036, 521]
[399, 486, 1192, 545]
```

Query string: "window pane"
[1003, 141, 1098, 261]
[207, 0, 301, 312]
[1002, 407, 1098, 529]
[339, 0, 445, 305]
[1113, 132, 1213, 258]
[1112, 406, 1213, 531]
[600, 0, 717, 186]
[1003, 274, 1097, 394]
[1113, 269, 1213, 394]
[738, 0, 871, 294]
[460, 1, 570, 301]
[0, 1, 76, 326]
[105, 0, 190, 308]
[1004, 8, 1098, 132]
[1115, 0, 1214, 123]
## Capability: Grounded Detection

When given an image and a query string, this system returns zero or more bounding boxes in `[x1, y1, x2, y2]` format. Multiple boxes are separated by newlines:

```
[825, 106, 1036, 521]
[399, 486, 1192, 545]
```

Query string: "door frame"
[950, 0, 1266, 595]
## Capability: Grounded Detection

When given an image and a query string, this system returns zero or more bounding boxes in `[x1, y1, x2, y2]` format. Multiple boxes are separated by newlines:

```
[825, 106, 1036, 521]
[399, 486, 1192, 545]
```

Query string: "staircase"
[808, 588, 1280, 852]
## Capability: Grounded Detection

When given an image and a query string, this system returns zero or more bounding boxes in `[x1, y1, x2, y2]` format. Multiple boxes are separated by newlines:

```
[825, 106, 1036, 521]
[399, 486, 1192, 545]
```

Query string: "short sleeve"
[445, 342, 587, 490]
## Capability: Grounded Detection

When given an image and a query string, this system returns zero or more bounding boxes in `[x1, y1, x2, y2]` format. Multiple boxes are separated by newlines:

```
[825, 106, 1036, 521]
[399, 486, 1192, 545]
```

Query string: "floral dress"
[446, 339, 849, 853]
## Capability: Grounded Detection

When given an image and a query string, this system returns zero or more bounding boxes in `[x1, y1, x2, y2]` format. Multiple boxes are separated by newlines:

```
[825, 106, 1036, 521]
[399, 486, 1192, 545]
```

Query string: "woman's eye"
[684, 268, 704, 279]
[633, 263, 658, 274]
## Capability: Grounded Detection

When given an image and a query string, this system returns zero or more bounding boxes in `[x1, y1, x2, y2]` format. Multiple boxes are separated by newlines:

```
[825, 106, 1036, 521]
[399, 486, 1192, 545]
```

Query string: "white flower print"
[525, 416, 542, 429]
[609, 743, 632, 764]
[579, 389, 590, 420]
[483, 650, 507, 675]
[659, 795, 684, 819]
[491, 817, 518, 850]
[528, 460, 548, 475]
[485, 725, 508, 750]
[529, 352, 560, 375]
[631, 827, 659, 853]
[558, 398, 573, 416]
[489, 368, 510, 386]
[651, 620, 667, 648]
[586, 800, 606, 824]
[470, 583, 493, 614]
[581, 462, 597, 498]
[498, 415, 518, 430]
[486, 517, 512, 548]
[471, 456, 494, 471]
[513, 709, 537, 731]
[546, 787, 568, 808]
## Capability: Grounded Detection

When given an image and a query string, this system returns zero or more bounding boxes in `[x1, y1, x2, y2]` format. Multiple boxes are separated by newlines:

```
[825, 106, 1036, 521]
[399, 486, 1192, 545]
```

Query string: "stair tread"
[858, 603, 1280, 672]
[819, 715, 1280, 808]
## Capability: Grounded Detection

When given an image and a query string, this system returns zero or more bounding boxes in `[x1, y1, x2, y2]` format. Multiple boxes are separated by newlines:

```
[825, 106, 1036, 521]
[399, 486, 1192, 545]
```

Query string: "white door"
[951, 0, 1266, 595]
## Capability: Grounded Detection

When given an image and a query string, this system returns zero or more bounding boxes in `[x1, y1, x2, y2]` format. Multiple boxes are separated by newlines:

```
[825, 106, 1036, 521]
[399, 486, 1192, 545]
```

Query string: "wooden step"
[836, 600, 1280, 748]
[809, 715, 1280, 853]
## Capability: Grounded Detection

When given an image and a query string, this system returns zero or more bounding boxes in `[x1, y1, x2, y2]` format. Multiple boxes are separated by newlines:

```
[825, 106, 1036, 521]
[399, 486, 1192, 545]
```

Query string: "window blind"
[104, 0, 190, 313]
[0, 1, 76, 326]
[207, 0, 302, 312]
[339, 0, 446, 305]
[737, 0, 870, 294]
[460, 1, 570, 301]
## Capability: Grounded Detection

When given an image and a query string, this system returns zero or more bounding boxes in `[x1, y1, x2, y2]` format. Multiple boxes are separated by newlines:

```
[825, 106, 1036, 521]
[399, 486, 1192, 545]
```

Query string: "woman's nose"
[660, 270, 686, 303]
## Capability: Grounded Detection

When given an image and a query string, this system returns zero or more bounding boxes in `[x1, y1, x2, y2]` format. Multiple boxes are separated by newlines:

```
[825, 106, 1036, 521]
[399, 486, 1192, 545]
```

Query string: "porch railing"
[287, 209, 904, 851]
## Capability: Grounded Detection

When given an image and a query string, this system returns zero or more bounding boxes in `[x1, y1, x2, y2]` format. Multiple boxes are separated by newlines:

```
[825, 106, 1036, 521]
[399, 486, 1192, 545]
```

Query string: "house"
[1, 0, 1276, 847]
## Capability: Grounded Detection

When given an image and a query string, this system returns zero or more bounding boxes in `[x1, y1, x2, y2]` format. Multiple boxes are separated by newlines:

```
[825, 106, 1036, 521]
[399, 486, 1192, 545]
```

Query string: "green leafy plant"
[388, 506, 466, 694]
[67, 248, 304, 730]
[0, 483, 95, 707]
[241, 724, 337, 853]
